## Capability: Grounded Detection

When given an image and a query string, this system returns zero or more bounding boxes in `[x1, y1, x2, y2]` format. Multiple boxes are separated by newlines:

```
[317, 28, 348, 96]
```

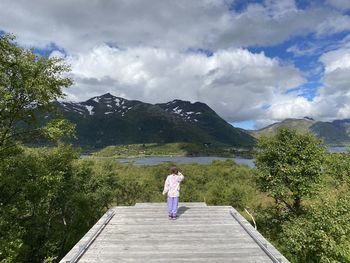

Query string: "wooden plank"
[78, 252, 274, 263]
[135, 202, 207, 207]
[82, 249, 270, 257]
[60, 203, 290, 263]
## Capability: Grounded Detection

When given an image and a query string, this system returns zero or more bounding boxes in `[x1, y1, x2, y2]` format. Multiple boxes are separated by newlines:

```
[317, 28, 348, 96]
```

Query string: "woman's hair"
[170, 166, 178, 174]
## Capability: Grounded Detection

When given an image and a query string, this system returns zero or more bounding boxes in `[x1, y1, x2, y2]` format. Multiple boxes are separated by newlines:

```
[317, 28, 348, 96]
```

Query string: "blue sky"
[1, 0, 350, 129]
[233, 29, 349, 129]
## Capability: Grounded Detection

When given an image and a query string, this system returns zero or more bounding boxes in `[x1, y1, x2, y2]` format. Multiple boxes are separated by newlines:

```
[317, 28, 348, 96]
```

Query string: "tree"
[255, 128, 326, 214]
[0, 34, 72, 153]
[324, 152, 350, 189]
[0, 145, 110, 262]
[0, 34, 75, 262]
[281, 193, 350, 263]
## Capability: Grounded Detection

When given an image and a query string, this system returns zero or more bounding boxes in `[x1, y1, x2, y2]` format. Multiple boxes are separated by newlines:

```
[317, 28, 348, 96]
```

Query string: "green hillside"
[252, 118, 314, 137]
[252, 118, 350, 146]
[57, 94, 256, 149]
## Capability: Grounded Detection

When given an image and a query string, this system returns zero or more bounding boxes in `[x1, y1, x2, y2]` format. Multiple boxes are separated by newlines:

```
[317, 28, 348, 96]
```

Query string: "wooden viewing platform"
[60, 203, 290, 263]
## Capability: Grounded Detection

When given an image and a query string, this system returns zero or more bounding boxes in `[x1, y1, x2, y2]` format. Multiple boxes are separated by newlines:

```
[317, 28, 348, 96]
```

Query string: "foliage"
[74, 158, 257, 210]
[0, 146, 130, 262]
[200, 160, 257, 209]
[0, 34, 73, 152]
[0, 145, 78, 262]
[254, 129, 350, 263]
[0, 34, 78, 262]
[324, 152, 350, 188]
[255, 128, 326, 214]
[281, 192, 350, 263]
[42, 119, 76, 143]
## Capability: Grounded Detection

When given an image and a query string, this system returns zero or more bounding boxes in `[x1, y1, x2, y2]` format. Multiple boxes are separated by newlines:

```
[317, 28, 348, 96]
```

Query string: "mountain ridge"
[252, 117, 350, 145]
[56, 93, 256, 149]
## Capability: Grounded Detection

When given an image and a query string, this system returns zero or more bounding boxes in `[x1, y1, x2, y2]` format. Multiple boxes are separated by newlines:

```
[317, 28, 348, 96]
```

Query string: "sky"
[1, 0, 350, 129]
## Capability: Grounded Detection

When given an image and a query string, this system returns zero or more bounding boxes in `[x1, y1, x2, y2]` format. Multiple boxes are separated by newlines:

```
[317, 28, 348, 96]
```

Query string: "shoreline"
[82, 153, 255, 160]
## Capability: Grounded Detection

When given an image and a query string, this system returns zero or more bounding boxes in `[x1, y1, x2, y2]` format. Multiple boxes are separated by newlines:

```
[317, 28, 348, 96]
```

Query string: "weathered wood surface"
[60, 203, 290, 263]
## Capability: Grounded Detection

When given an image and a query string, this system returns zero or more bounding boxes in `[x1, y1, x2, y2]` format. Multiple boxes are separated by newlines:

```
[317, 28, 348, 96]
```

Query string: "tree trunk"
[293, 196, 301, 213]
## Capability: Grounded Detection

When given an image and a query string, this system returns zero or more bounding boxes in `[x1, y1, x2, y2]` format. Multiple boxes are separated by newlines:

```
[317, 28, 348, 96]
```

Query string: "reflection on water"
[116, 156, 255, 167]
[328, 147, 347, 153]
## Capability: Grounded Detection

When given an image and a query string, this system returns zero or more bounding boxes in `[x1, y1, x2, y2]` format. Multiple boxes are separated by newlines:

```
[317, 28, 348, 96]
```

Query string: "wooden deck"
[60, 203, 290, 263]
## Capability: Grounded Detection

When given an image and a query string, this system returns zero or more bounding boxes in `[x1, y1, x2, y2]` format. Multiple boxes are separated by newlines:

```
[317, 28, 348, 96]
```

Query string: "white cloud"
[2, 0, 350, 126]
[316, 13, 350, 37]
[0, 0, 349, 52]
[64, 45, 304, 122]
[327, 0, 350, 11]
[49, 50, 65, 59]
[267, 95, 313, 120]
[308, 45, 350, 119]
[262, 42, 350, 124]
[320, 46, 350, 93]
[287, 42, 320, 57]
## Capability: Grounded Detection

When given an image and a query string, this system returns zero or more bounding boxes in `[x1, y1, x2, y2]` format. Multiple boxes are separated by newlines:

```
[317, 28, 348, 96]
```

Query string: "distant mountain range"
[54, 94, 350, 148]
[251, 117, 350, 145]
[56, 93, 256, 149]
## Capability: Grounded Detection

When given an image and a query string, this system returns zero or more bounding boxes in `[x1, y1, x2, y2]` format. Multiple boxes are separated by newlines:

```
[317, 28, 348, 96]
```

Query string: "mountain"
[332, 118, 350, 133]
[252, 117, 350, 145]
[252, 118, 315, 136]
[56, 93, 256, 149]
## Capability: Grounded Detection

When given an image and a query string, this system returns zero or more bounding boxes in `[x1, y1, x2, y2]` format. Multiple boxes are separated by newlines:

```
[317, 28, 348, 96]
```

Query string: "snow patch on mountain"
[173, 106, 182, 114]
[86, 105, 94, 115]
[60, 95, 205, 123]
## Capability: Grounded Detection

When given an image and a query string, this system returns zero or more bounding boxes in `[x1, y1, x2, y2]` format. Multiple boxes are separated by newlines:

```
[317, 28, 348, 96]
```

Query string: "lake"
[116, 156, 255, 167]
[85, 147, 347, 168]
[328, 146, 348, 153]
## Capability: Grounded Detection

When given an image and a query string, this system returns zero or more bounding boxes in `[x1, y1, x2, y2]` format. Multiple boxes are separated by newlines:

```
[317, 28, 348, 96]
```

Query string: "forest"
[1, 34, 350, 263]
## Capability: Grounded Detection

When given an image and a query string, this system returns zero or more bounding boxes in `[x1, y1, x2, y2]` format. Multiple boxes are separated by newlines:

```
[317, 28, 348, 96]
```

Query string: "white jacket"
[162, 172, 184, 197]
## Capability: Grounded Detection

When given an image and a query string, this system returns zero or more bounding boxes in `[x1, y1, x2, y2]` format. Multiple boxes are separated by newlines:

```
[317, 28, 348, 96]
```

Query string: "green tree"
[0, 145, 115, 262]
[324, 152, 350, 188]
[0, 34, 76, 262]
[0, 145, 74, 261]
[255, 128, 326, 214]
[0, 34, 72, 153]
[281, 193, 350, 263]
